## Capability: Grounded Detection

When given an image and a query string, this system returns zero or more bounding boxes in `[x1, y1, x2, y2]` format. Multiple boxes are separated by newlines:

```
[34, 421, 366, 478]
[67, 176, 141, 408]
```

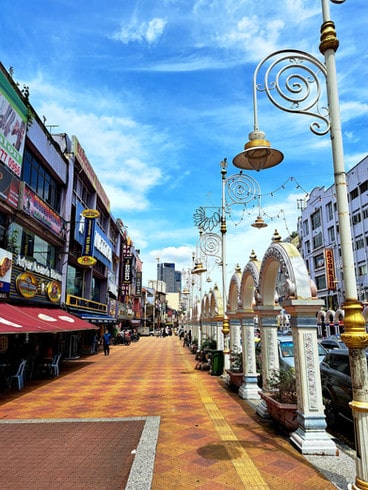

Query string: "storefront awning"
[0, 303, 97, 334]
[78, 314, 117, 324]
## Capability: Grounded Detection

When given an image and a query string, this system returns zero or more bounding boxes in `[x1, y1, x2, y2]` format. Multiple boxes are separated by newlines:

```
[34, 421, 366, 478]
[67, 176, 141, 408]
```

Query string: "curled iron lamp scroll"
[233, 129, 284, 171]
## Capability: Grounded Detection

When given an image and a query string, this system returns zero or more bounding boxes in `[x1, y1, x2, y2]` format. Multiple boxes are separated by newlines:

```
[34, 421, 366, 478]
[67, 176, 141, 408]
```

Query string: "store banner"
[324, 248, 336, 291]
[77, 209, 99, 267]
[0, 162, 20, 208]
[136, 271, 142, 296]
[0, 69, 28, 177]
[123, 257, 132, 284]
[21, 183, 63, 236]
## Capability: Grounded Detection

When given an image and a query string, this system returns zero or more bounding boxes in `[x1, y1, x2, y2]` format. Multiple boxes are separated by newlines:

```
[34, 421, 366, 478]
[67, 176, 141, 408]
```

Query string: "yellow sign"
[77, 255, 97, 267]
[16, 272, 38, 298]
[81, 209, 100, 219]
[46, 281, 62, 302]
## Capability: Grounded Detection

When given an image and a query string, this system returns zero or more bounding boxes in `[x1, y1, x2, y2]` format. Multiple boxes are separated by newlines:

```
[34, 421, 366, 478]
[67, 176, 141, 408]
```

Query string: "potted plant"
[259, 367, 298, 432]
[225, 348, 244, 391]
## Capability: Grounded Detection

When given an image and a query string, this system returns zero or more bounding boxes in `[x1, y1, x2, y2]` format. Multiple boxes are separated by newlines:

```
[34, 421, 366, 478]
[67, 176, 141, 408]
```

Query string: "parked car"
[320, 335, 347, 351]
[256, 336, 328, 371]
[319, 348, 368, 426]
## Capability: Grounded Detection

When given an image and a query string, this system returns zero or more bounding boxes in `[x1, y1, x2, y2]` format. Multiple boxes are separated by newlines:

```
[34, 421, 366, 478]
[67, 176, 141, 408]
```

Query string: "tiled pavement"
[0, 335, 354, 489]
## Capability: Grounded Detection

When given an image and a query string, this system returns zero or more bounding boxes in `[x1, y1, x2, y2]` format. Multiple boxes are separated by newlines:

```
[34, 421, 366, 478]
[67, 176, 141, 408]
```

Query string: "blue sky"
[1, 0, 367, 290]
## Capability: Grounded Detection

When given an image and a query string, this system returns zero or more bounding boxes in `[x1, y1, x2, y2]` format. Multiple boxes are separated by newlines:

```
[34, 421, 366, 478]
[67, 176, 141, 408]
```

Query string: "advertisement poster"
[0, 248, 13, 293]
[0, 70, 28, 177]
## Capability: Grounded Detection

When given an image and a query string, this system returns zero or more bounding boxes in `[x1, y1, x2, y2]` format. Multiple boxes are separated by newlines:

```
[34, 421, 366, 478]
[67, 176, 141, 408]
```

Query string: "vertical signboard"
[123, 257, 132, 284]
[0, 70, 28, 177]
[324, 248, 336, 291]
[136, 271, 142, 296]
[77, 209, 99, 267]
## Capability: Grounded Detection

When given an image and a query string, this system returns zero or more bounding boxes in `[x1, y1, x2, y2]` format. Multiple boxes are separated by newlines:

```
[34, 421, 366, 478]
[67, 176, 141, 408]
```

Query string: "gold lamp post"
[233, 1, 368, 487]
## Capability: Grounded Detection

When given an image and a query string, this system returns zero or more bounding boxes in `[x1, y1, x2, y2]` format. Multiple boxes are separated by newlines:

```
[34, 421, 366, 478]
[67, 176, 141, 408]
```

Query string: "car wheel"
[323, 394, 338, 427]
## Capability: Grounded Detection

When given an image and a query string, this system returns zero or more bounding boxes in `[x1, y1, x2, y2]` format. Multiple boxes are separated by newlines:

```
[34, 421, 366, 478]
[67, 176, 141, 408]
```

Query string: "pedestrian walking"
[102, 330, 112, 356]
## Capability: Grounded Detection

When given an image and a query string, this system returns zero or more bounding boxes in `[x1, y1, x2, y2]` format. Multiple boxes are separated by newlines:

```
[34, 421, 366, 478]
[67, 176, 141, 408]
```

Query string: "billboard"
[0, 70, 28, 177]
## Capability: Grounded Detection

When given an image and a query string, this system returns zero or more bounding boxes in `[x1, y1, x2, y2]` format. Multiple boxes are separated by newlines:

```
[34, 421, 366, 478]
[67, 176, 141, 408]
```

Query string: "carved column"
[283, 299, 337, 455]
[255, 306, 280, 418]
[238, 312, 260, 400]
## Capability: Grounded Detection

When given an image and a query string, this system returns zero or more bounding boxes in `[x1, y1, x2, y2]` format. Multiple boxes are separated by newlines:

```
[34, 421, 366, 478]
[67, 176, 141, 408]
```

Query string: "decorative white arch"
[235, 232, 334, 455]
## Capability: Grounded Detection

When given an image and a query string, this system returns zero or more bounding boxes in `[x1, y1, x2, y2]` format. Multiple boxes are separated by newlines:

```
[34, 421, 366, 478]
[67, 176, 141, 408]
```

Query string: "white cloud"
[111, 17, 167, 44]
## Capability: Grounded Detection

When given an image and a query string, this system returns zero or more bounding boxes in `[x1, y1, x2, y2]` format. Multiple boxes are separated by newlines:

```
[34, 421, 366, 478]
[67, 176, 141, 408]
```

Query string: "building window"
[73, 174, 90, 207]
[311, 210, 321, 230]
[327, 226, 335, 243]
[358, 264, 367, 276]
[359, 181, 368, 194]
[22, 149, 61, 212]
[303, 219, 309, 235]
[67, 265, 84, 296]
[305, 240, 311, 254]
[8, 222, 58, 268]
[355, 237, 364, 250]
[326, 202, 333, 221]
[313, 232, 323, 249]
[314, 254, 324, 269]
[363, 208, 368, 220]
[352, 212, 362, 225]
[350, 188, 359, 200]
[316, 275, 327, 290]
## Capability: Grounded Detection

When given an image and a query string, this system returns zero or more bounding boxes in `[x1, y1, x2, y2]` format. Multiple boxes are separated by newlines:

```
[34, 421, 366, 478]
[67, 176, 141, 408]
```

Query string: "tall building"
[297, 154, 368, 309]
[157, 262, 181, 293]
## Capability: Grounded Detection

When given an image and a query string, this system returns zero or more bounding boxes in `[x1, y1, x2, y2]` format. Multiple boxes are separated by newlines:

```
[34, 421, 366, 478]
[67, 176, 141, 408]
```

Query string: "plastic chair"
[51, 353, 62, 377]
[8, 360, 27, 390]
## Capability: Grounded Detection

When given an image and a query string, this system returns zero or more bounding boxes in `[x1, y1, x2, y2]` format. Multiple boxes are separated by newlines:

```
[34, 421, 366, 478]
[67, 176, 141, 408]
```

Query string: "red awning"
[0, 303, 96, 334]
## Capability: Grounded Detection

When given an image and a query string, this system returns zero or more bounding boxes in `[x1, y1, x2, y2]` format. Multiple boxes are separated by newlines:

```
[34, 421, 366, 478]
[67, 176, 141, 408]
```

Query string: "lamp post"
[233, 1, 368, 487]
[194, 159, 262, 367]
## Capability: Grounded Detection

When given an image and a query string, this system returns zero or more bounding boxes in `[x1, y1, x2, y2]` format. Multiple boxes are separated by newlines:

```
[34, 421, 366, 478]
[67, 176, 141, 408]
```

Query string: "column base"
[238, 376, 261, 400]
[256, 398, 270, 419]
[290, 426, 337, 456]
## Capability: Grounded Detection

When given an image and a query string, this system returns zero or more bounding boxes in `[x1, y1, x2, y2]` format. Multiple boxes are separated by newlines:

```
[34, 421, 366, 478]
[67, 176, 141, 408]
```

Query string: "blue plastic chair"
[51, 353, 62, 377]
[8, 360, 27, 390]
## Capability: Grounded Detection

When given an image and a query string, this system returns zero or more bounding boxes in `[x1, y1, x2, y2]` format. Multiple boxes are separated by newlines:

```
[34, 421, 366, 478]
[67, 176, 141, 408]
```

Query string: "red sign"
[324, 248, 336, 291]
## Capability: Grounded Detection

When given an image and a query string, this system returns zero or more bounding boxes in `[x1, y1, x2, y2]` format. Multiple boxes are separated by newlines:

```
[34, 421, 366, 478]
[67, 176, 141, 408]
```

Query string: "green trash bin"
[210, 350, 224, 376]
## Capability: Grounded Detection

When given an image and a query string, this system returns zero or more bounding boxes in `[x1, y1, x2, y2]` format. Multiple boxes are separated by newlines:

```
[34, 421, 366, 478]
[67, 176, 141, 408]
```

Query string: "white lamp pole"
[233, 2, 368, 488]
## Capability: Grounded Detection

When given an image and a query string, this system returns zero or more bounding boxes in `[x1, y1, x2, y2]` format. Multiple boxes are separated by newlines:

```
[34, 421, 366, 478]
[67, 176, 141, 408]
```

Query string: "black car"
[320, 348, 368, 426]
[320, 335, 347, 351]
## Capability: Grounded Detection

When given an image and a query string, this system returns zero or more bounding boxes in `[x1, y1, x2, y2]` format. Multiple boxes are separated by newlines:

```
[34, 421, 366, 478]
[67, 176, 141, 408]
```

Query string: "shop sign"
[136, 271, 142, 296]
[75, 202, 112, 267]
[0, 248, 12, 292]
[77, 255, 97, 267]
[325, 248, 336, 291]
[123, 257, 132, 284]
[46, 281, 61, 303]
[0, 162, 20, 208]
[16, 272, 38, 298]
[77, 208, 99, 267]
[0, 70, 28, 177]
[15, 255, 62, 282]
[21, 184, 64, 236]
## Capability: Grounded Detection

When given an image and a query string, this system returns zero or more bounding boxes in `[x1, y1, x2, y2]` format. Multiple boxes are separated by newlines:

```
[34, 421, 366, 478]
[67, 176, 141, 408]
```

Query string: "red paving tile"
[0, 336, 339, 489]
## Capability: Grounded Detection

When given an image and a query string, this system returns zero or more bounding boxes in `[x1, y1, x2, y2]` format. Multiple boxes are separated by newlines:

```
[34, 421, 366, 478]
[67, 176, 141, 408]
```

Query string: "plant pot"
[259, 391, 298, 432]
[225, 370, 244, 391]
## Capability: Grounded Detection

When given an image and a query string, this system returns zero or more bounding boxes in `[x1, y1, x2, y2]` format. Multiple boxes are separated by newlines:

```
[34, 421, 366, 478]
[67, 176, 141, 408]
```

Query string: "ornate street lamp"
[233, 1, 368, 487]
[194, 159, 262, 366]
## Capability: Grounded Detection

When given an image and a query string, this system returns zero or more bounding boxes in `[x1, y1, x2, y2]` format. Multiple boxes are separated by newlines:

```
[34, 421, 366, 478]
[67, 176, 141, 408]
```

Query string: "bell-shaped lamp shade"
[233, 130, 284, 171]
[191, 262, 207, 275]
[251, 216, 268, 229]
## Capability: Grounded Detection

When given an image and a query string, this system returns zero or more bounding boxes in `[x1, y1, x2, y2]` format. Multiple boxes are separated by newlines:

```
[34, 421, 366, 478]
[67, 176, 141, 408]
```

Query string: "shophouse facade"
[0, 62, 143, 366]
[297, 154, 368, 312]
